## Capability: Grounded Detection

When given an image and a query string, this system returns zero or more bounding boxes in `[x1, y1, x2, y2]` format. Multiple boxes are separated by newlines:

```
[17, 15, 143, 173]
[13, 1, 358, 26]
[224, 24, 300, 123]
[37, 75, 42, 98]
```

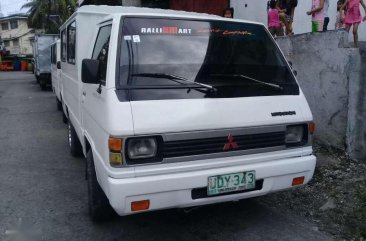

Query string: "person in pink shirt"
[268, 0, 284, 37]
[341, 0, 366, 47]
[307, 0, 325, 32]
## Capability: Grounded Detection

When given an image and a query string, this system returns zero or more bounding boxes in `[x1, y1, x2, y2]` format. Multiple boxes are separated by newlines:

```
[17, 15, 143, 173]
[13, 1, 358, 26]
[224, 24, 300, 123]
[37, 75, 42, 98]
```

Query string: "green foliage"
[22, 0, 77, 34]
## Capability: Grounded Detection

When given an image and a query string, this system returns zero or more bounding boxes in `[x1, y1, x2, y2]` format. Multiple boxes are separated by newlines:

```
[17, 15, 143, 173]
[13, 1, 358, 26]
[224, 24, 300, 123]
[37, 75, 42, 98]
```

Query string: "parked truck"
[33, 34, 59, 90]
[60, 6, 316, 221]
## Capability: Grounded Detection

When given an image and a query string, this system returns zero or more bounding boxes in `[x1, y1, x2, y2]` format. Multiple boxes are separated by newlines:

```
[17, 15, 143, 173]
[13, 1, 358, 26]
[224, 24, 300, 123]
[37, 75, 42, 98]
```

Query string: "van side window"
[92, 25, 112, 84]
[61, 30, 67, 62]
[67, 21, 76, 64]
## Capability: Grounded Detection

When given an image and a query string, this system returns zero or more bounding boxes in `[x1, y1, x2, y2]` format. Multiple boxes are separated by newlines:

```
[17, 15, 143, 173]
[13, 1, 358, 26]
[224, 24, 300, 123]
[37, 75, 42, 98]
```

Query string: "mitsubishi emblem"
[223, 134, 238, 151]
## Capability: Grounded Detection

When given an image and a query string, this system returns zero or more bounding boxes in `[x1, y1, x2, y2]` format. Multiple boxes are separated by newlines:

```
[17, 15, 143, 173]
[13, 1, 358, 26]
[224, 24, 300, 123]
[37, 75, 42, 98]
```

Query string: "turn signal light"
[309, 122, 315, 135]
[109, 137, 123, 152]
[292, 176, 305, 186]
[109, 152, 123, 166]
[131, 200, 150, 212]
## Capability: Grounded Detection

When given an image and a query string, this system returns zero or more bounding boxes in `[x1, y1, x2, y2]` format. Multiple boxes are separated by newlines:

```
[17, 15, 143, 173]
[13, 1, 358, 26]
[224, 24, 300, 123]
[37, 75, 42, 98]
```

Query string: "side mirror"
[289, 61, 293, 68]
[82, 59, 100, 84]
[56, 61, 61, 69]
[293, 70, 298, 76]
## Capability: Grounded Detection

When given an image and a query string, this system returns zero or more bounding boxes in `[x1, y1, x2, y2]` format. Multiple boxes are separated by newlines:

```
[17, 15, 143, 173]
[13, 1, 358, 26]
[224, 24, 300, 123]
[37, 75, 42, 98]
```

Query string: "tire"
[62, 102, 68, 124]
[68, 121, 83, 157]
[86, 150, 116, 222]
[56, 98, 62, 111]
[62, 111, 68, 124]
[40, 83, 47, 91]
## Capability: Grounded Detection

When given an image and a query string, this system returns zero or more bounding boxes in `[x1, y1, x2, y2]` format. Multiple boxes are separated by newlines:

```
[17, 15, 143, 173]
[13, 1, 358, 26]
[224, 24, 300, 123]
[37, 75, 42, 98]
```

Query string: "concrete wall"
[276, 31, 366, 160]
[347, 50, 366, 160]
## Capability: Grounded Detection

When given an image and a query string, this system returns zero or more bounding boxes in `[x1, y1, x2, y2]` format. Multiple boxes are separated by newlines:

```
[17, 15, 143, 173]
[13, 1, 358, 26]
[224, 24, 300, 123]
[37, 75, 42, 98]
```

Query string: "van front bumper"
[106, 154, 316, 216]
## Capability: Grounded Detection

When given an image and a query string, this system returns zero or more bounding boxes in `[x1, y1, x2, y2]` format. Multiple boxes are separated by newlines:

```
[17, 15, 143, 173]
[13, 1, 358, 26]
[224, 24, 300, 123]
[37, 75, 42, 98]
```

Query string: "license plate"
[207, 171, 256, 196]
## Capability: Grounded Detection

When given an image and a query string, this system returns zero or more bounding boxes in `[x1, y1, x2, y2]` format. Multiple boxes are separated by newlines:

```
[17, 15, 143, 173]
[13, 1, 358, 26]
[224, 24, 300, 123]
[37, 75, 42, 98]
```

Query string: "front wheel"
[62, 104, 68, 124]
[56, 98, 62, 111]
[86, 150, 116, 222]
[40, 83, 47, 91]
[68, 121, 83, 157]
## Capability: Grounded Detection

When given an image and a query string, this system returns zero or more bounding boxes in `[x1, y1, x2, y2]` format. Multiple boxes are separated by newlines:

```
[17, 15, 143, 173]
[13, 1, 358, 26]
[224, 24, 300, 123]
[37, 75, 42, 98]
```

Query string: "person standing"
[307, 0, 325, 32]
[335, 0, 346, 30]
[223, 8, 234, 18]
[277, 0, 297, 35]
[287, 0, 298, 35]
[341, 0, 366, 47]
[323, 0, 330, 31]
[268, 0, 284, 36]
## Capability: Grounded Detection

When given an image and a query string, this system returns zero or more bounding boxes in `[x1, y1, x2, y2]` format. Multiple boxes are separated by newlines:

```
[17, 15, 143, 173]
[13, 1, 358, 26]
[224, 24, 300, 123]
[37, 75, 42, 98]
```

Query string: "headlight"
[285, 125, 304, 144]
[127, 138, 157, 159]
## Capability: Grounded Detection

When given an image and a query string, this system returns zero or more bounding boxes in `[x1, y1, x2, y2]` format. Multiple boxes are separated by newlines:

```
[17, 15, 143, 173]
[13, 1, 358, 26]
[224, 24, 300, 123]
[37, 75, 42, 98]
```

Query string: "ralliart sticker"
[141, 27, 192, 34]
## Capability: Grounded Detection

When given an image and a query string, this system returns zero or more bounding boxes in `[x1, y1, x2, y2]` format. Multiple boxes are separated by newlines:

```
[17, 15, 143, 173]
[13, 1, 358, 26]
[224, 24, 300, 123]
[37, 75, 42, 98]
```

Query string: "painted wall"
[276, 31, 366, 160]
[231, 0, 366, 41]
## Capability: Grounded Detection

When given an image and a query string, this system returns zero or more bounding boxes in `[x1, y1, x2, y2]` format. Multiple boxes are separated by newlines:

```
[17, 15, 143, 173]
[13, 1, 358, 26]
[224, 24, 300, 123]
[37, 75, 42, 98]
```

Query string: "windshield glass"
[118, 17, 299, 100]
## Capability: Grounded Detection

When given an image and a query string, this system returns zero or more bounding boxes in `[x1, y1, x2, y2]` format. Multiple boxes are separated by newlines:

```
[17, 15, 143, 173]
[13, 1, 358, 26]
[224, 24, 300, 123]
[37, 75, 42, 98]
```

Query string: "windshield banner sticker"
[141, 27, 192, 34]
[140, 27, 253, 37]
[196, 29, 254, 36]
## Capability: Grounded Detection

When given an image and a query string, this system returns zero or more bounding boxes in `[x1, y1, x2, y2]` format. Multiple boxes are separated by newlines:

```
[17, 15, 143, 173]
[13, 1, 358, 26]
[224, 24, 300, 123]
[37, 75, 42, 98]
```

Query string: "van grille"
[163, 132, 285, 158]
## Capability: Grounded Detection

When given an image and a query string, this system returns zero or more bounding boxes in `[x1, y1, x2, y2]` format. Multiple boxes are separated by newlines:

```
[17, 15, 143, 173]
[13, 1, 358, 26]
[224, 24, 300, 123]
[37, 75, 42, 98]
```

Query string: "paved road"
[0, 72, 333, 241]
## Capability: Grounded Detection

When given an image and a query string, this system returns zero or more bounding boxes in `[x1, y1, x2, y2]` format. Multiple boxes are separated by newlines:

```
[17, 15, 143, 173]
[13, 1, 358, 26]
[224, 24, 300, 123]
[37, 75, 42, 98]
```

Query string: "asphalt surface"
[0, 72, 333, 241]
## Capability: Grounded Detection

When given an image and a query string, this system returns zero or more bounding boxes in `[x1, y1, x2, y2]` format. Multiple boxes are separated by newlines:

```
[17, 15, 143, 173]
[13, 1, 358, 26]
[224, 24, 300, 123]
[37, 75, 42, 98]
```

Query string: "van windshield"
[118, 17, 299, 100]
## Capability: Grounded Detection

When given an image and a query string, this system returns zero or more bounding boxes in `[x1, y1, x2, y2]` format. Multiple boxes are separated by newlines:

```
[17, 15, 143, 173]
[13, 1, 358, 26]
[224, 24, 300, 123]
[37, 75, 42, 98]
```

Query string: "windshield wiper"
[132, 73, 217, 92]
[210, 74, 283, 91]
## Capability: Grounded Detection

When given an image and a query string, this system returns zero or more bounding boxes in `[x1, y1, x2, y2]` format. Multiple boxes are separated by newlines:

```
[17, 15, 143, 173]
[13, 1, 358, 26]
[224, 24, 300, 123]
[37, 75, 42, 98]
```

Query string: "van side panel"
[61, 15, 80, 138]
[62, 12, 117, 150]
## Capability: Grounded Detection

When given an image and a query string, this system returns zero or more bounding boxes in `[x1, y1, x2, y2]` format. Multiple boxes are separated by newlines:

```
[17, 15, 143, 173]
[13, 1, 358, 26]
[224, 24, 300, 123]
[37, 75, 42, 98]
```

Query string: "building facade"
[0, 14, 35, 55]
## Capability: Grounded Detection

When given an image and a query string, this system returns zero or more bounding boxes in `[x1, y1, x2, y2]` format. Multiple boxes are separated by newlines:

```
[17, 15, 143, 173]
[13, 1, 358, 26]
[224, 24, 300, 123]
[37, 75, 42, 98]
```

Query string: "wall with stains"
[276, 31, 365, 160]
[347, 50, 366, 160]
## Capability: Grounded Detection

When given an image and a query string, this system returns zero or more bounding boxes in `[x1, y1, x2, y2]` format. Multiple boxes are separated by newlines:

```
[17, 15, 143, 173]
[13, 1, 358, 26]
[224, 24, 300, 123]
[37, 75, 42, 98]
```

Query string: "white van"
[60, 6, 316, 221]
[50, 40, 62, 111]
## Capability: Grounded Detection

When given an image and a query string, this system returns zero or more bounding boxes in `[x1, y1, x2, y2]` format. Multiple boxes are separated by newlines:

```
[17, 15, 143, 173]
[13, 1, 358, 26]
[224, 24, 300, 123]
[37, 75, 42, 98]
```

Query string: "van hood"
[130, 95, 312, 135]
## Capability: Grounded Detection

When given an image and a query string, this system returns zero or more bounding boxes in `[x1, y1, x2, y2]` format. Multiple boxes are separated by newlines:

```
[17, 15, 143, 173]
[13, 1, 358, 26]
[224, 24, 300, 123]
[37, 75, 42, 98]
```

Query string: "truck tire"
[40, 83, 47, 91]
[86, 150, 116, 222]
[68, 121, 83, 157]
[62, 101, 68, 124]
[62, 111, 68, 124]
[56, 98, 62, 111]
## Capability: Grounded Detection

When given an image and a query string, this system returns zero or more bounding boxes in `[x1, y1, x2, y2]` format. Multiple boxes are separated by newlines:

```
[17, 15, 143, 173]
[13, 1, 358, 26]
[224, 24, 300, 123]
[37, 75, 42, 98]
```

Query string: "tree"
[22, 0, 77, 34]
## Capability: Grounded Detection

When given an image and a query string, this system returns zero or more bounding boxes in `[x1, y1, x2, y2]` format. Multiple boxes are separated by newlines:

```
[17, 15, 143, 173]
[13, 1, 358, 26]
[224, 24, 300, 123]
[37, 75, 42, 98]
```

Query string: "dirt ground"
[259, 143, 366, 241]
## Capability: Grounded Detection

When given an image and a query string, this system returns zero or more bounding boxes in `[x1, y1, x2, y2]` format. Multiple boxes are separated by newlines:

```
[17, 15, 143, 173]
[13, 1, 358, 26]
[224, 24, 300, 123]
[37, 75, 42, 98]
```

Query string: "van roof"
[61, 5, 262, 28]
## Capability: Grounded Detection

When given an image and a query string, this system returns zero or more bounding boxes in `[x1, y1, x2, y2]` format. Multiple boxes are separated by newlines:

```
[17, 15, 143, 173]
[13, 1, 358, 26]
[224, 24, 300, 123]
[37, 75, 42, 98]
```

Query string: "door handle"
[82, 91, 86, 96]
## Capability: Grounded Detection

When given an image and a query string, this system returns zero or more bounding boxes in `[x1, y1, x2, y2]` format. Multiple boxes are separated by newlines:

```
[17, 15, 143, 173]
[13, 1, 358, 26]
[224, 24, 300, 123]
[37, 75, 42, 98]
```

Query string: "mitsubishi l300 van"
[59, 6, 316, 221]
